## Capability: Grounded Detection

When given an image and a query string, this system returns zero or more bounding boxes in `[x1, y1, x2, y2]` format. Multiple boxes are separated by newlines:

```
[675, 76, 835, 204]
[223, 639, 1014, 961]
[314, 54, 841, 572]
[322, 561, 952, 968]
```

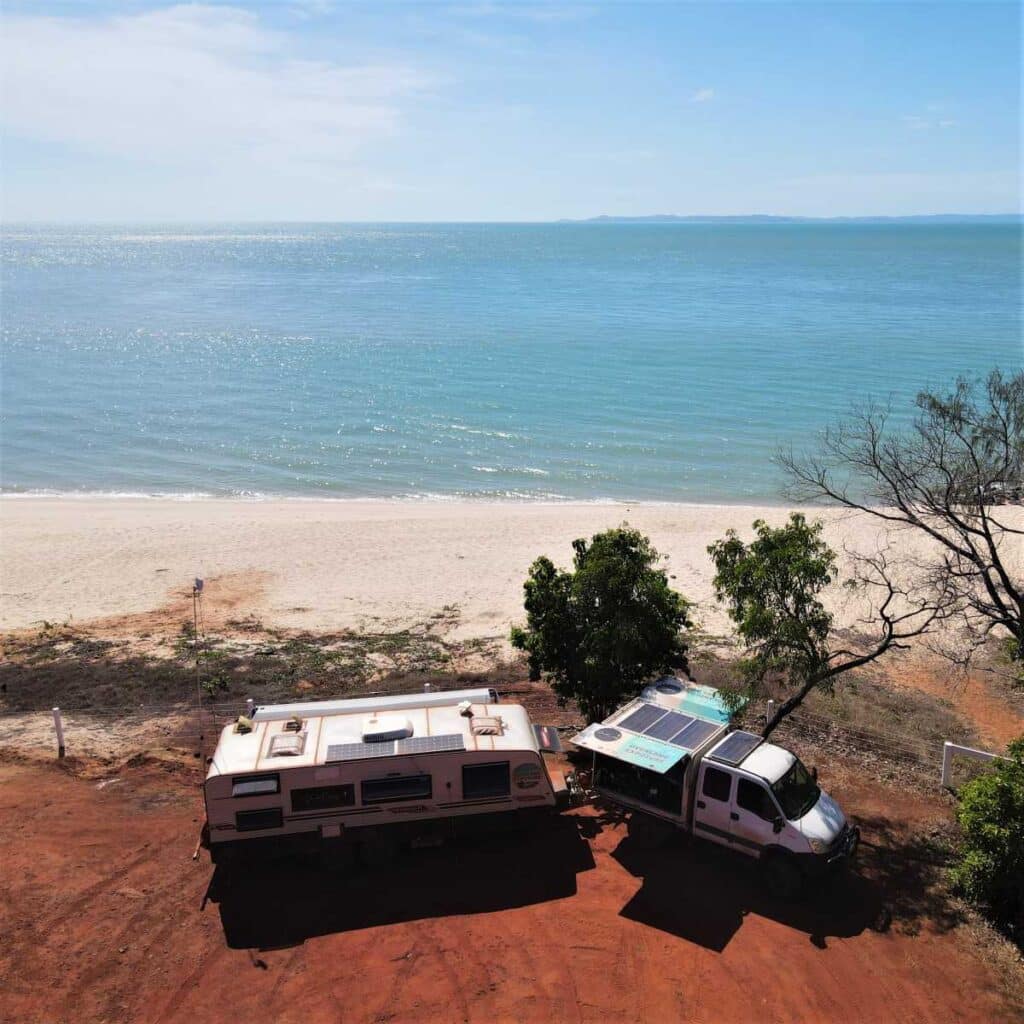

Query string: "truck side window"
[702, 766, 731, 802]
[736, 778, 776, 821]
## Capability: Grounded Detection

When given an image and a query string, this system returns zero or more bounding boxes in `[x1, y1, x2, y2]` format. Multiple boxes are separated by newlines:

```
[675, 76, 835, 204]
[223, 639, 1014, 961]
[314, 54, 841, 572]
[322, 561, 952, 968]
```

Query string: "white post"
[245, 698, 255, 719]
[766, 700, 775, 728]
[424, 682, 432, 693]
[52, 707, 65, 759]
[942, 740, 1009, 789]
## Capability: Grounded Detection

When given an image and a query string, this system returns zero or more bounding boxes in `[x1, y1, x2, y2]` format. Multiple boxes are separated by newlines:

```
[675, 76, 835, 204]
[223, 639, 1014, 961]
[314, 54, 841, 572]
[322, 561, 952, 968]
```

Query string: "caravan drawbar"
[204, 678, 857, 883]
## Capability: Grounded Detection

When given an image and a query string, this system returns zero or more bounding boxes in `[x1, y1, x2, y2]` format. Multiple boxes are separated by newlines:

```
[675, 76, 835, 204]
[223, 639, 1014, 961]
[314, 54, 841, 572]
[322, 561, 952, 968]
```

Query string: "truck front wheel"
[763, 852, 803, 898]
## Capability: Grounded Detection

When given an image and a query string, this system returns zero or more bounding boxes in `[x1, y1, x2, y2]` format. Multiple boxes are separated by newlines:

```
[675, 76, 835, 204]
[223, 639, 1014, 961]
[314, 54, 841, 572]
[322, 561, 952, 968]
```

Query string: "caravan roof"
[208, 688, 538, 780]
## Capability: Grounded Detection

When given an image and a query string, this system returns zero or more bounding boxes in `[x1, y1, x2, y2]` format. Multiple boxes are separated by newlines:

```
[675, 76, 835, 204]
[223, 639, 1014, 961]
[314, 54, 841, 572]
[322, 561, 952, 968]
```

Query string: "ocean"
[1, 222, 1020, 502]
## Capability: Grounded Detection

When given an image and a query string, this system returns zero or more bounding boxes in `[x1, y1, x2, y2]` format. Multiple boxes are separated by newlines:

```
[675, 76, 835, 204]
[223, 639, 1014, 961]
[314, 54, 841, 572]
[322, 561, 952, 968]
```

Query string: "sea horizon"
[3, 221, 1020, 503]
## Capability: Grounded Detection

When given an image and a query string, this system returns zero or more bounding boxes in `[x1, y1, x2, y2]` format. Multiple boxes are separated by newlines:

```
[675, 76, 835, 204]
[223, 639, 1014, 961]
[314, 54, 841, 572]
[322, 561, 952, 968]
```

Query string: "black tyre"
[764, 853, 803, 898]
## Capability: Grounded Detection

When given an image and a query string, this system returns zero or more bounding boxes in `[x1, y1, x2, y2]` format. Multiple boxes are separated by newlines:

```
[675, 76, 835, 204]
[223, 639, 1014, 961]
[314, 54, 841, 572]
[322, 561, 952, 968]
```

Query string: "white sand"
[0, 498, 899, 639]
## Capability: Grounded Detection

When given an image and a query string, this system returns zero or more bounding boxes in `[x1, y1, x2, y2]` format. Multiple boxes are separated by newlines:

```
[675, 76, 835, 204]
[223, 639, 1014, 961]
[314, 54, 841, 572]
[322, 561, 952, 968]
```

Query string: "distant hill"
[561, 213, 1022, 224]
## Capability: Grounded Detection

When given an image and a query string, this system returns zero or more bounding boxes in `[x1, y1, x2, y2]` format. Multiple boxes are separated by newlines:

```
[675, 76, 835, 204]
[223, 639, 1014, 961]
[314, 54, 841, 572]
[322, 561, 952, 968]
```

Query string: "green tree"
[950, 736, 1024, 937]
[709, 513, 949, 738]
[511, 525, 692, 723]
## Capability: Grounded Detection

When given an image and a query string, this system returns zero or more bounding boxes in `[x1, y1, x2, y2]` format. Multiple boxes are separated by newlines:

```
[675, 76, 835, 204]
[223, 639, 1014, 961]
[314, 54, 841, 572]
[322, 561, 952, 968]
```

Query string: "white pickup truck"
[571, 677, 859, 890]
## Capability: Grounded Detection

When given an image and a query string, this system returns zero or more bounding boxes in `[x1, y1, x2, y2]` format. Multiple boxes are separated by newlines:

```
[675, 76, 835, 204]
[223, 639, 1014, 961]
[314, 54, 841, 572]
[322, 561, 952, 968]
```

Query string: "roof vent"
[362, 715, 414, 743]
[269, 732, 306, 757]
[471, 715, 504, 736]
[653, 676, 684, 695]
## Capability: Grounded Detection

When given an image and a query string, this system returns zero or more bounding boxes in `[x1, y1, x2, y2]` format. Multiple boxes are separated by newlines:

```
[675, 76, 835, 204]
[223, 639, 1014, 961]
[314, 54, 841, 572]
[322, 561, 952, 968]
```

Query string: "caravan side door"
[692, 762, 736, 851]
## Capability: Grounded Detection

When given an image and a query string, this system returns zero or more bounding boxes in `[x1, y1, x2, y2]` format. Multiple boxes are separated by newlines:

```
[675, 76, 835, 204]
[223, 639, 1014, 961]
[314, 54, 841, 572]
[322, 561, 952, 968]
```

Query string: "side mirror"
[773, 815, 784, 834]
[810, 766, 818, 782]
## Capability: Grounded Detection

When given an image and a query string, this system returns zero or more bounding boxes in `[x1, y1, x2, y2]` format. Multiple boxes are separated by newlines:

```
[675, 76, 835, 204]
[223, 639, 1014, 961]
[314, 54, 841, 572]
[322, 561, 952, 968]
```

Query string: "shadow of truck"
[611, 814, 883, 952]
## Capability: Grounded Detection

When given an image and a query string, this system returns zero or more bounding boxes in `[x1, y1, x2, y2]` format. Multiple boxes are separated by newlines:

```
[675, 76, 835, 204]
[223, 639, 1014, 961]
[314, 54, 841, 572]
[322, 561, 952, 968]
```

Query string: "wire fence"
[0, 689, 948, 785]
[766, 705, 941, 775]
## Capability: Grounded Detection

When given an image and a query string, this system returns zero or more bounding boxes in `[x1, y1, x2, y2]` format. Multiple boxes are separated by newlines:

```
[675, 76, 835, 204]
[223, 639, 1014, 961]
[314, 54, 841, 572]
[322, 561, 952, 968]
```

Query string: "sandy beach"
[2, 497, 907, 639]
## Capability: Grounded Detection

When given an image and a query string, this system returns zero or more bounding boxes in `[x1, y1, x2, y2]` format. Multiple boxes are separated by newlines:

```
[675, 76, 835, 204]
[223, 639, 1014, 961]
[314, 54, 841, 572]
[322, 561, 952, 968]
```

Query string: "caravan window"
[231, 774, 280, 798]
[235, 807, 283, 832]
[361, 774, 432, 804]
[292, 784, 356, 812]
[462, 762, 511, 799]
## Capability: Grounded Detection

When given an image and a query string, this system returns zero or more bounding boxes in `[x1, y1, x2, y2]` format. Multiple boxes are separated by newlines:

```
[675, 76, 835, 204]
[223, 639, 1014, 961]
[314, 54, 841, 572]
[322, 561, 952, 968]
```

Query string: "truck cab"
[694, 731, 859, 873]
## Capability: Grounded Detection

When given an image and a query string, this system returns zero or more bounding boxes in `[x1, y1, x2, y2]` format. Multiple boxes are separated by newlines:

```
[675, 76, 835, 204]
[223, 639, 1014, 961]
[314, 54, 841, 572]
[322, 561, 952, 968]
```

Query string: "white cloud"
[0, 5, 435, 171]
[447, 3, 591, 23]
[902, 112, 957, 130]
[689, 87, 715, 104]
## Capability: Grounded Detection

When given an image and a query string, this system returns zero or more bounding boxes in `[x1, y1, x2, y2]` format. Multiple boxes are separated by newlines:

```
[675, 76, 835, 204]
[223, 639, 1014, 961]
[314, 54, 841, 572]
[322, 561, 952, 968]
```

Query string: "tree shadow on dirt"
[611, 809, 959, 952]
[206, 815, 596, 950]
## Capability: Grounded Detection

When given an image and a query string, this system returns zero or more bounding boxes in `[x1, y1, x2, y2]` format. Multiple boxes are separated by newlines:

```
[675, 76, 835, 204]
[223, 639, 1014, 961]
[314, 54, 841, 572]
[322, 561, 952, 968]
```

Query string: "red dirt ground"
[0, 757, 1019, 1024]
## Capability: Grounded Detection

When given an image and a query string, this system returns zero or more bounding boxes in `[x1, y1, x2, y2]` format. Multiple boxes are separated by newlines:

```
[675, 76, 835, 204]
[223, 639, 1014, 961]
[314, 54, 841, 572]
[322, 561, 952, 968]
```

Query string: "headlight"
[808, 837, 828, 855]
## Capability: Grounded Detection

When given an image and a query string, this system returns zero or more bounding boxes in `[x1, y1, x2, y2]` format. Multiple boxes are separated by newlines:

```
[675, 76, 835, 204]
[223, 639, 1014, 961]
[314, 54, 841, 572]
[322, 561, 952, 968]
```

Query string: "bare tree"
[779, 369, 1024, 673]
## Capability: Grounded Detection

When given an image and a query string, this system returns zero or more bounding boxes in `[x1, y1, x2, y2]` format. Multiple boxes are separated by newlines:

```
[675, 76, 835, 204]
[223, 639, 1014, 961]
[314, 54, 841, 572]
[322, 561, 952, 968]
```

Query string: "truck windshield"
[770, 759, 820, 820]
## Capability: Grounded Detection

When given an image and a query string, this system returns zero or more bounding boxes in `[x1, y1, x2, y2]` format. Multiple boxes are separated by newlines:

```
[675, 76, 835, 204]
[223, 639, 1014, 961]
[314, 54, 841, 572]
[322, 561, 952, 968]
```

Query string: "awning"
[571, 723, 687, 774]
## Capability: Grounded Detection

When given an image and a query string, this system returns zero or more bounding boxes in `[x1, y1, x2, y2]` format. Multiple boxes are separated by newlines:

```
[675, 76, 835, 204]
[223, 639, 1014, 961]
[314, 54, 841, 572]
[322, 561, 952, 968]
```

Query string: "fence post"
[941, 740, 1008, 789]
[52, 707, 65, 759]
[766, 700, 775, 728]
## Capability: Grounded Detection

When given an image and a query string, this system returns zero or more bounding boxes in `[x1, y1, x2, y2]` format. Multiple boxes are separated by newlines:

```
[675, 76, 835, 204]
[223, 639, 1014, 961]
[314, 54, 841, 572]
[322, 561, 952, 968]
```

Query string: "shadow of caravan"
[208, 815, 595, 949]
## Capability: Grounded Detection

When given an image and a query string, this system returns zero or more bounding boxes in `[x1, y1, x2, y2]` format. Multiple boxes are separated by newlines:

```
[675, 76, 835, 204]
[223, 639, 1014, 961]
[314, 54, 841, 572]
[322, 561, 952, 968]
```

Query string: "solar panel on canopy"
[618, 703, 667, 733]
[395, 734, 464, 755]
[326, 741, 396, 762]
[708, 730, 762, 766]
[643, 711, 694, 742]
[670, 718, 720, 749]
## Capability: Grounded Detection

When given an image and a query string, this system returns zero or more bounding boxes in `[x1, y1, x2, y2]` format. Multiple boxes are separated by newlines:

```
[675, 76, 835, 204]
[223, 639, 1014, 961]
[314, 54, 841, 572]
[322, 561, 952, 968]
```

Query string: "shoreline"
[1, 492, 807, 508]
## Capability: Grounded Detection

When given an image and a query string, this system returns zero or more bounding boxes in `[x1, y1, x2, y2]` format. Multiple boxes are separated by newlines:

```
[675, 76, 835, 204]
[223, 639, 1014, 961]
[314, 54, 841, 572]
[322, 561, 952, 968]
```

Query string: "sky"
[1, 1, 1020, 221]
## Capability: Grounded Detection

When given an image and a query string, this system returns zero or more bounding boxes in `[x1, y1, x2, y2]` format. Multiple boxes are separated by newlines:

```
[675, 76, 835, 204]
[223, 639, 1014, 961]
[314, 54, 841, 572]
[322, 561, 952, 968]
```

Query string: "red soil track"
[0, 758, 1018, 1024]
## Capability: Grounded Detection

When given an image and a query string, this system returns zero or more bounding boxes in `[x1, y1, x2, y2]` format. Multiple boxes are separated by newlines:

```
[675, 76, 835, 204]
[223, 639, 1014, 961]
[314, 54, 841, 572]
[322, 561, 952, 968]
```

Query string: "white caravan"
[572, 677, 859, 887]
[203, 688, 569, 864]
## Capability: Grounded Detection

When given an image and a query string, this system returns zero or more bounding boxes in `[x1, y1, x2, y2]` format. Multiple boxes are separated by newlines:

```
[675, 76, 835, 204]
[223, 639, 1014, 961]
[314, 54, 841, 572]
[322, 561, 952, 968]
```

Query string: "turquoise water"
[1, 223, 1020, 502]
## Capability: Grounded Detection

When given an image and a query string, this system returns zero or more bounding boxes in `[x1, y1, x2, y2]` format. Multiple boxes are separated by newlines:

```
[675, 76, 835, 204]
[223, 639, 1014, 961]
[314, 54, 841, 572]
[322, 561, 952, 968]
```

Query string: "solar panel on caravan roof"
[326, 741, 396, 762]
[643, 710, 694, 741]
[326, 734, 466, 762]
[618, 703, 667, 733]
[708, 730, 762, 766]
[670, 718, 719, 749]
[395, 734, 465, 755]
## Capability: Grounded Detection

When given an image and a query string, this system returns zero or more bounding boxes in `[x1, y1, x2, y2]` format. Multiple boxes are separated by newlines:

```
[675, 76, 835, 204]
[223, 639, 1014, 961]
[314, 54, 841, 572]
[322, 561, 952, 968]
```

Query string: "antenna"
[193, 578, 205, 753]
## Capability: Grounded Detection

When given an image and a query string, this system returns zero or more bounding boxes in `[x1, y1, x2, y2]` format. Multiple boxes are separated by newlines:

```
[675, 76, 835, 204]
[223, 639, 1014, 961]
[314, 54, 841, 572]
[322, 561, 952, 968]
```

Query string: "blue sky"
[1, 1, 1020, 220]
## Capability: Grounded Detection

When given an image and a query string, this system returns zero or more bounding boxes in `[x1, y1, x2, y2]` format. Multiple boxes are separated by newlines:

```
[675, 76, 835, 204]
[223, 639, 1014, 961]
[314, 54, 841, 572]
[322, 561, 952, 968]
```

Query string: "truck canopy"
[571, 678, 734, 775]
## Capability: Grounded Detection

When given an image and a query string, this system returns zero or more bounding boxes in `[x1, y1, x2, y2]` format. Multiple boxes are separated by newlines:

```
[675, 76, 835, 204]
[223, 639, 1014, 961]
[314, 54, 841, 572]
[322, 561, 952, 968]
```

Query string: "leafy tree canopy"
[511, 525, 691, 723]
[709, 513, 836, 688]
[709, 513, 945, 737]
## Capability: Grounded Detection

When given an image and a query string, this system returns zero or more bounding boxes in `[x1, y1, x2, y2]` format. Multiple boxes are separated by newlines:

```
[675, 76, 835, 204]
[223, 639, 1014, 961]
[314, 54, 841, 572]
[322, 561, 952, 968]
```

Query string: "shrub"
[950, 735, 1024, 938]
